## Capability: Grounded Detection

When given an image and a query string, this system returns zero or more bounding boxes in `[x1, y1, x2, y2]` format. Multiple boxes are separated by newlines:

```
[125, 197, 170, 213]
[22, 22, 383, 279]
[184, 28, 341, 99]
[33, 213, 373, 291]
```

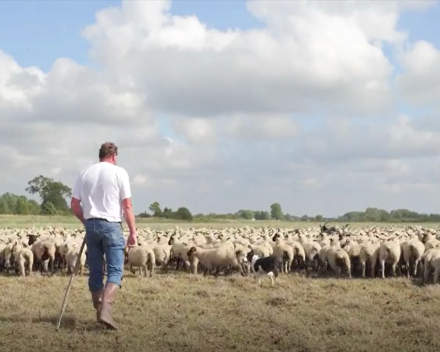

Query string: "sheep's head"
[168, 234, 176, 246]
[235, 250, 247, 263]
[272, 233, 281, 242]
[298, 234, 306, 243]
[187, 246, 197, 258]
[330, 237, 339, 247]
[27, 234, 38, 246]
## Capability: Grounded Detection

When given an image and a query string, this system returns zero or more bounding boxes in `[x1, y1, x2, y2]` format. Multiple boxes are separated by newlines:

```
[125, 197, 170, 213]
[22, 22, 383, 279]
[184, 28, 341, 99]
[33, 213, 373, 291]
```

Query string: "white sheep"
[127, 245, 156, 277]
[401, 238, 425, 278]
[378, 241, 402, 279]
[11, 241, 34, 277]
[422, 248, 440, 284]
[186, 245, 247, 276]
[326, 246, 351, 278]
[359, 242, 380, 278]
[65, 243, 87, 276]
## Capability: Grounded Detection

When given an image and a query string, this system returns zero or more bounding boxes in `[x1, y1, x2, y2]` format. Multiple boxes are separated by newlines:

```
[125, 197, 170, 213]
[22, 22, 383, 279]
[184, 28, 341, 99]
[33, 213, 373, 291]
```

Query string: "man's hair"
[99, 142, 118, 159]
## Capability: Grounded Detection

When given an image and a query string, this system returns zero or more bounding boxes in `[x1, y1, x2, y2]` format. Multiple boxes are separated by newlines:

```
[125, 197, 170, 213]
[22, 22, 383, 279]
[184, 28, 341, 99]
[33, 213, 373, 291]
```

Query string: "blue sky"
[3, 0, 438, 72]
[0, 0, 438, 137]
[0, 0, 261, 72]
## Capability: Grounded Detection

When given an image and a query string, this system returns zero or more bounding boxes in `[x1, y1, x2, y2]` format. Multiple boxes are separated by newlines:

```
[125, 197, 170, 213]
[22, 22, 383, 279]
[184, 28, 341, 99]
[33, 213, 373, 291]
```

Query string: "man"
[71, 142, 137, 330]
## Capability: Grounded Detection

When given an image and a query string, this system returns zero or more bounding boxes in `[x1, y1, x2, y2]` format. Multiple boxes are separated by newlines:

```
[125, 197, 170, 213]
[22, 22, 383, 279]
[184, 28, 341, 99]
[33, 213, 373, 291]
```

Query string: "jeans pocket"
[101, 223, 125, 250]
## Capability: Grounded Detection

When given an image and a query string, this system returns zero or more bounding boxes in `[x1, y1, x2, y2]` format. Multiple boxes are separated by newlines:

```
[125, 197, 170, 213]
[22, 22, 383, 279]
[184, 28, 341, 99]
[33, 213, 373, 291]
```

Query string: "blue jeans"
[85, 219, 125, 293]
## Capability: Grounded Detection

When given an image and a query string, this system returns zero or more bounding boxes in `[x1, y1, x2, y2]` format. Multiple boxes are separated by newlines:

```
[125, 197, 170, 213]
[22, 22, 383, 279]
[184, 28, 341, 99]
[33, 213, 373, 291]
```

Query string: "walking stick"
[55, 235, 87, 331]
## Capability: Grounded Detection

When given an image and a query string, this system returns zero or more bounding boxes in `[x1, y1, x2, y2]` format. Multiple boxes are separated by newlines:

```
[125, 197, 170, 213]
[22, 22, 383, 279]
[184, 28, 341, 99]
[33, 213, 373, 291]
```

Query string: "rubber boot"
[91, 290, 103, 322]
[98, 282, 119, 330]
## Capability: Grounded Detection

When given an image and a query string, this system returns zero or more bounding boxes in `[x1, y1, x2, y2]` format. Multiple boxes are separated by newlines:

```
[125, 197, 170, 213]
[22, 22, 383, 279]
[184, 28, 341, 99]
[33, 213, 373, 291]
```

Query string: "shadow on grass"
[0, 314, 104, 332]
[40, 315, 107, 332]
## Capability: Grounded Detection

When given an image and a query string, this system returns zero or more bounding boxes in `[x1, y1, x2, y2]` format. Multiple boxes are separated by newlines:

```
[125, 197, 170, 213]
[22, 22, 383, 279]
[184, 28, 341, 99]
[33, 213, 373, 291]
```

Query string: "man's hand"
[126, 231, 137, 248]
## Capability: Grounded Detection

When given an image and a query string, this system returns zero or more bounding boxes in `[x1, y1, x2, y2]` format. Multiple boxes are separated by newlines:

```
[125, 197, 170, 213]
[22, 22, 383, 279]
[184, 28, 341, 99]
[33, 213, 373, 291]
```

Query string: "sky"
[1, 0, 440, 217]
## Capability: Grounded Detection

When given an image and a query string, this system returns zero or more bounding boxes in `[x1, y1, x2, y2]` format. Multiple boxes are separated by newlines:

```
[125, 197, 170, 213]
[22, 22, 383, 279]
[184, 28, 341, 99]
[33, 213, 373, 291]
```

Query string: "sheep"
[359, 242, 380, 278]
[297, 234, 321, 272]
[421, 233, 440, 250]
[11, 241, 34, 277]
[2, 242, 16, 274]
[272, 233, 294, 274]
[6, 223, 440, 283]
[401, 239, 425, 278]
[287, 240, 306, 272]
[342, 239, 362, 276]
[326, 246, 352, 278]
[168, 235, 194, 272]
[31, 238, 56, 274]
[421, 248, 440, 284]
[378, 241, 402, 279]
[249, 243, 273, 258]
[65, 243, 87, 276]
[127, 245, 156, 277]
[186, 245, 247, 276]
[151, 243, 171, 267]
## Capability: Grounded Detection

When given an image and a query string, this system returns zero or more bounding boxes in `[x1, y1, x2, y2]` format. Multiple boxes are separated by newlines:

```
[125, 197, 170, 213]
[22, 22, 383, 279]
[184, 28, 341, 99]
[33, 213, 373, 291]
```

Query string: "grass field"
[2, 215, 440, 352]
[2, 214, 440, 229]
[2, 272, 440, 352]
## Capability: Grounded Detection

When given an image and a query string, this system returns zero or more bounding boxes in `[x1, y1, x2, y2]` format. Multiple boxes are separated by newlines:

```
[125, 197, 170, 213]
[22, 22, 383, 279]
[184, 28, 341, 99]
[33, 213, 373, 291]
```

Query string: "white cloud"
[0, 0, 440, 216]
[396, 40, 440, 108]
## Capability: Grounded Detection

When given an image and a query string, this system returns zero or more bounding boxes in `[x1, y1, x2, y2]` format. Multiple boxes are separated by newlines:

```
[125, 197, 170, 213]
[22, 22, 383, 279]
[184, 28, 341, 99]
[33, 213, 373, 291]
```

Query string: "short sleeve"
[119, 169, 132, 201]
[72, 174, 83, 200]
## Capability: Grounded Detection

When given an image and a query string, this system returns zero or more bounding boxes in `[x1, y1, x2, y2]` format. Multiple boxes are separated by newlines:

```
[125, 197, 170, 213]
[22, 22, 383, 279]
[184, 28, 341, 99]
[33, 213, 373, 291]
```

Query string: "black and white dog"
[246, 250, 279, 287]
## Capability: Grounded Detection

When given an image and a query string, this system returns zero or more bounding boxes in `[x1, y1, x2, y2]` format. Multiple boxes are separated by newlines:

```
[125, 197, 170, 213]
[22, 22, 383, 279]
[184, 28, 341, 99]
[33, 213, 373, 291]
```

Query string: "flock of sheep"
[1, 222, 440, 287]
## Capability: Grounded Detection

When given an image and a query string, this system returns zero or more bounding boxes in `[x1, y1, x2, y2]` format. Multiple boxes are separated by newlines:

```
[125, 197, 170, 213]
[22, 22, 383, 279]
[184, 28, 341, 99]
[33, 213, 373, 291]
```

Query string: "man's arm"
[120, 170, 137, 235]
[122, 198, 136, 235]
[71, 175, 85, 225]
[71, 197, 85, 225]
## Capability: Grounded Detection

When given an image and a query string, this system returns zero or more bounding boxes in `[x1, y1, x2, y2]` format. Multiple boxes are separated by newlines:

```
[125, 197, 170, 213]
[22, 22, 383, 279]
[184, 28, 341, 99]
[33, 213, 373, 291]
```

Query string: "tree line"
[0, 175, 72, 216]
[1, 175, 440, 223]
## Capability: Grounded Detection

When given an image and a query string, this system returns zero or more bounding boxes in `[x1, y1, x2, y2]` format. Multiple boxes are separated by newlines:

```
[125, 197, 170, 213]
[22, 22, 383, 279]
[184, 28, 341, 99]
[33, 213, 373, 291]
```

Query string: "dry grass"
[1, 270, 440, 352]
[2, 216, 440, 351]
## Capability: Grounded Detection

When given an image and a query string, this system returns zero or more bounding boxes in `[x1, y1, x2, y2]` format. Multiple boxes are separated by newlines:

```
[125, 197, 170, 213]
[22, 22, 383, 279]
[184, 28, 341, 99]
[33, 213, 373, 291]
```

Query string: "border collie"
[246, 250, 279, 287]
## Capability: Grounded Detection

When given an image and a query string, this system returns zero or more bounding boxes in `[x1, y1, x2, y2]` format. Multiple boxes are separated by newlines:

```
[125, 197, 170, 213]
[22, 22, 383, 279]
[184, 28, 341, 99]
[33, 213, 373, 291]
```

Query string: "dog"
[246, 250, 279, 287]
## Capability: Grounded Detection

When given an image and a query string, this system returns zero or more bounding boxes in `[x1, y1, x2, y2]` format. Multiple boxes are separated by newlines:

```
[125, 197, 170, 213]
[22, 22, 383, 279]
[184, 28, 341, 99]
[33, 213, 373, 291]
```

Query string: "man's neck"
[99, 158, 115, 164]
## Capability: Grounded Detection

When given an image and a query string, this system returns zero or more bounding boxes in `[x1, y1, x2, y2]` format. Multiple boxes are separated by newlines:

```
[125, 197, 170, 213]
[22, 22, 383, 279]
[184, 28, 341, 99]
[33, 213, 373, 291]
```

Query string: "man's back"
[71, 142, 137, 331]
[73, 162, 131, 222]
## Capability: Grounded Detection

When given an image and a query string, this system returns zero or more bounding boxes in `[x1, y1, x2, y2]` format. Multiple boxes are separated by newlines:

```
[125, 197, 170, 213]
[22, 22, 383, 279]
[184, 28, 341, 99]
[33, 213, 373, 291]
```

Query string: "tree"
[236, 209, 255, 220]
[41, 201, 58, 215]
[149, 201, 162, 217]
[174, 207, 193, 221]
[162, 207, 173, 218]
[270, 203, 284, 220]
[315, 215, 324, 222]
[25, 175, 72, 212]
[254, 211, 271, 220]
[0, 193, 41, 215]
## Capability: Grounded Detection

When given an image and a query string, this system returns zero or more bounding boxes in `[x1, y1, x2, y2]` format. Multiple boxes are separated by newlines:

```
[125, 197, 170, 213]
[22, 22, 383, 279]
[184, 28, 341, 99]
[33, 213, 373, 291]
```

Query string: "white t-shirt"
[72, 161, 132, 222]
